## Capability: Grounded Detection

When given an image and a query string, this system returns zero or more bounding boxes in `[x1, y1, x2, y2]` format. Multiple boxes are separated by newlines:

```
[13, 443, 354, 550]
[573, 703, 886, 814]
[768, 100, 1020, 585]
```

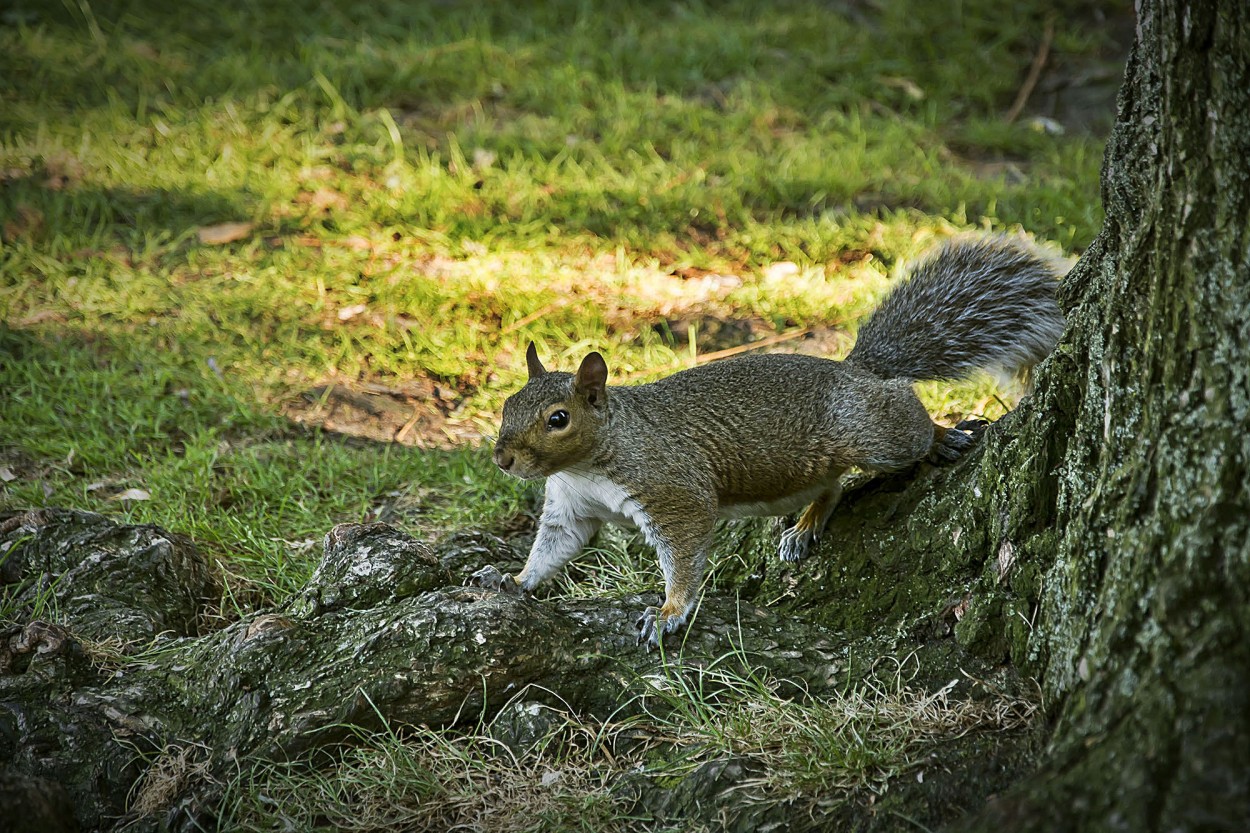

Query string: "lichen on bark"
[959, 4, 1250, 829]
[700, 6, 1250, 829]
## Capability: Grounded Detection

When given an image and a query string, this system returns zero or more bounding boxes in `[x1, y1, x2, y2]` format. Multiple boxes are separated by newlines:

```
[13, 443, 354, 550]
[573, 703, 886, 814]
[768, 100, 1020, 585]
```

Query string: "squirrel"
[470, 235, 1066, 648]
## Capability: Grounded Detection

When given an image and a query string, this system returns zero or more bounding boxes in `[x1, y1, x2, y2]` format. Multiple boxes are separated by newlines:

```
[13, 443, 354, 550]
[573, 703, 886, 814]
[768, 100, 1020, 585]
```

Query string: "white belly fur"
[549, 471, 826, 527]
[547, 471, 650, 529]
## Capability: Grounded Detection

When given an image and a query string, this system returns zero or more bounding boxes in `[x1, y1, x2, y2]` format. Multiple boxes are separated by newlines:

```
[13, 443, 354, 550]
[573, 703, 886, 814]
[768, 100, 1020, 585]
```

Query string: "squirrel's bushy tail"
[846, 235, 1066, 383]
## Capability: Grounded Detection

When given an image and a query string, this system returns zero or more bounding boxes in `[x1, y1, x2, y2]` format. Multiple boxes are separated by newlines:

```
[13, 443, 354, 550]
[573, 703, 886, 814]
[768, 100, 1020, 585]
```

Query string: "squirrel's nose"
[495, 449, 514, 472]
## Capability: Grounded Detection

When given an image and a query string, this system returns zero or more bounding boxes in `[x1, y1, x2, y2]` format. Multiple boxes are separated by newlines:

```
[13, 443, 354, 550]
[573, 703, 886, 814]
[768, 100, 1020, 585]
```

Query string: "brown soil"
[281, 376, 473, 449]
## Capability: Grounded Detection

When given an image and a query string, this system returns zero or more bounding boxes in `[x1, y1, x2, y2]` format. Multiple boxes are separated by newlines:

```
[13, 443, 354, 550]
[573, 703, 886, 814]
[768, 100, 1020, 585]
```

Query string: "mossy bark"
[711, 3, 1250, 828]
[965, 3, 1250, 828]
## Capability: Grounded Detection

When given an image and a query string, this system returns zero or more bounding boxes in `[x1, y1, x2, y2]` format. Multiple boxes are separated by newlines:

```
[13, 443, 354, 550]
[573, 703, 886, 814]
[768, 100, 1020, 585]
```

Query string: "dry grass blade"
[1005, 18, 1056, 124]
[128, 742, 216, 818]
[195, 221, 254, 245]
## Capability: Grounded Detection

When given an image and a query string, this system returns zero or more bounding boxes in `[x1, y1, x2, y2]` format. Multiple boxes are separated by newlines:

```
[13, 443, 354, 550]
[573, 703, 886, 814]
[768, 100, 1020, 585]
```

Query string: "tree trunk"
[718, 2, 1250, 828]
[964, 3, 1250, 828]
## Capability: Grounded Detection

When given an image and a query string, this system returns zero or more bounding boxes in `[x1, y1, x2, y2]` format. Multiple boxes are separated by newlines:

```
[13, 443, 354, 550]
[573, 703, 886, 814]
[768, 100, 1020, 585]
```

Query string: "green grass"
[216, 711, 642, 833]
[0, 1, 1111, 559]
[0, 327, 529, 607]
[2, 0, 1117, 824]
[205, 658, 1036, 832]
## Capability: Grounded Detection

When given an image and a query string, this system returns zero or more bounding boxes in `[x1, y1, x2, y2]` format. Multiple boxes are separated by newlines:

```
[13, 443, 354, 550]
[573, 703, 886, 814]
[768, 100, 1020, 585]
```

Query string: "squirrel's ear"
[525, 342, 547, 379]
[575, 352, 609, 407]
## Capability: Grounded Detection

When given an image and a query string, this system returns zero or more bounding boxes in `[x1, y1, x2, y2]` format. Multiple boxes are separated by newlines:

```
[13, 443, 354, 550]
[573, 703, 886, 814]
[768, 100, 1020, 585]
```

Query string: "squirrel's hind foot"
[467, 564, 525, 596]
[929, 419, 989, 464]
[777, 486, 842, 562]
[778, 524, 818, 562]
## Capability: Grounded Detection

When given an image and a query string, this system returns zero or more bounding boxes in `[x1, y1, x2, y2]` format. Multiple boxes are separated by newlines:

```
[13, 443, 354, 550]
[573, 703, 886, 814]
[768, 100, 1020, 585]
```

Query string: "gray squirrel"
[471, 235, 1066, 648]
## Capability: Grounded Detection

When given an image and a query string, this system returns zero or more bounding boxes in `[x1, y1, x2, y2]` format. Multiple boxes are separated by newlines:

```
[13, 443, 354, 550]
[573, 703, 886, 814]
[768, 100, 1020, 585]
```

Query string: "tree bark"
[714, 3, 1250, 828]
[964, 3, 1250, 828]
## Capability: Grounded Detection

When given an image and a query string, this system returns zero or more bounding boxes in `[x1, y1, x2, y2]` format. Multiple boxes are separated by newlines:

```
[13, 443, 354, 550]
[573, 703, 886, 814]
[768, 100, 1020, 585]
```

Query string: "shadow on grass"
[2, 180, 256, 247]
[3, 0, 1126, 255]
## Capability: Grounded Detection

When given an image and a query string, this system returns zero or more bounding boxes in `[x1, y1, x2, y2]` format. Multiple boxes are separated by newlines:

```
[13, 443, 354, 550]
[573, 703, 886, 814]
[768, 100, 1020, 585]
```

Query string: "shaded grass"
[636, 655, 1037, 803]
[0, 0, 1120, 826]
[218, 715, 639, 833]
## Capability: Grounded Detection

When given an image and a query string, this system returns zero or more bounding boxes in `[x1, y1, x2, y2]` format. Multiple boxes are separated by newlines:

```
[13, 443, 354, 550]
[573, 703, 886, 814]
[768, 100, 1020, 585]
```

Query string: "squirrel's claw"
[467, 564, 524, 596]
[930, 419, 989, 464]
[635, 606, 665, 651]
[778, 524, 817, 562]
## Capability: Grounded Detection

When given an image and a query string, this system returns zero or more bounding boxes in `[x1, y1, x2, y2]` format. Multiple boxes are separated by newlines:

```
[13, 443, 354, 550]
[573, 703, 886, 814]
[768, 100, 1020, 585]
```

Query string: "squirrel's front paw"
[636, 606, 665, 650]
[635, 605, 688, 651]
[468, 564, 524, 596]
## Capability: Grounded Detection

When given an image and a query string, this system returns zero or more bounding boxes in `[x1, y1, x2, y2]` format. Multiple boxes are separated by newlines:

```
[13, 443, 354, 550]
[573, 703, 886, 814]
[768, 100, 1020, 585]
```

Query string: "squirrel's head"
[494, 342, 609, 480]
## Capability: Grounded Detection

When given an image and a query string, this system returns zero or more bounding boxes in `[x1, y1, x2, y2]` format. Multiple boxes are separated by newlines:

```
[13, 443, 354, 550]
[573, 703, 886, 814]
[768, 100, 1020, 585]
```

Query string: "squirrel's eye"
[546, 410, 570, 430]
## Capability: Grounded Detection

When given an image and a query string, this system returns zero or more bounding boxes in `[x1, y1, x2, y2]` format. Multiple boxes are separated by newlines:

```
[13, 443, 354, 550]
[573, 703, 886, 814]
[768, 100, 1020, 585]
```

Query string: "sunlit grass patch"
[0, 327, 528, 611]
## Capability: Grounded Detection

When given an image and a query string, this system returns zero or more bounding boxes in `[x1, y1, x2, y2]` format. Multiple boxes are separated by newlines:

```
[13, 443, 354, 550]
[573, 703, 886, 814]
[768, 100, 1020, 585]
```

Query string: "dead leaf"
[43, 154, 84, 190]
[0, 467, 16, 482]
[196, 222, 253, 245]
[111, 488, 151, 502]
[472, 147, 497, 169]
[298, 188, 349, 213]
[951, 596, 970, 621]
[1027, 116, 1065, 135]
[337, 304, 368, 321]
[878, 75, 925, 101]
[996, 539, 1016, 583]
[17, 309, 67, 326]
[127, 40, 160, 61]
